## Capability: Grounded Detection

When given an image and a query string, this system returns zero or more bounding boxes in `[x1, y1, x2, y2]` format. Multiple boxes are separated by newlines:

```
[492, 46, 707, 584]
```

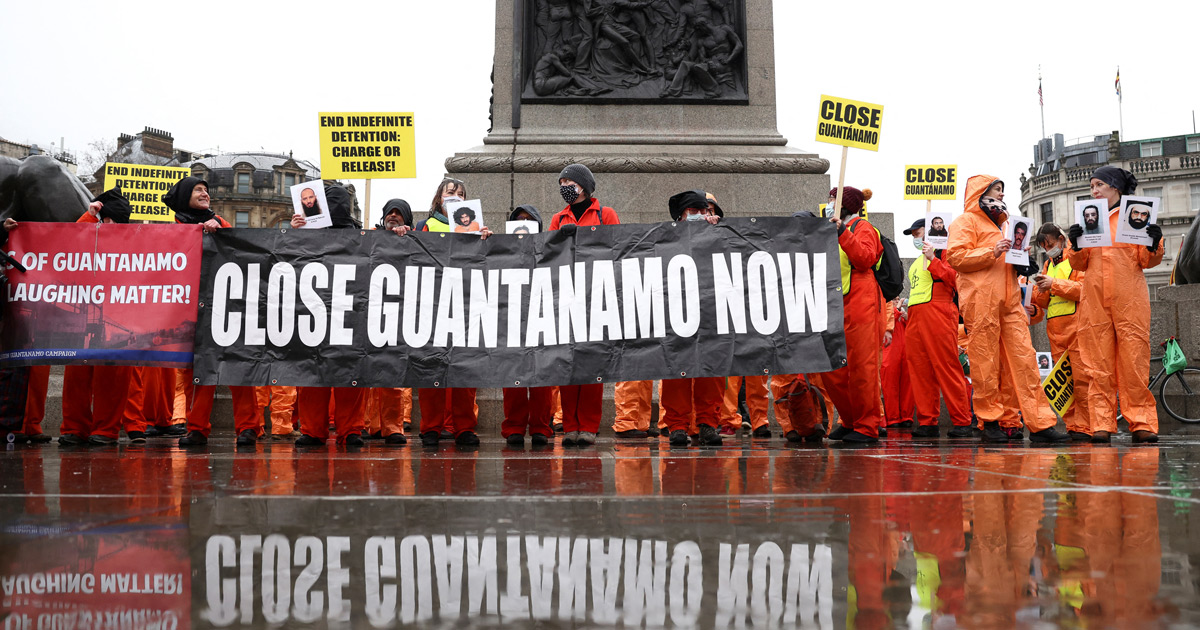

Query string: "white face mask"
[1046, 244, 1063, 259]
[442, 196, 463, 206]
[913, 238, 924, 251]
[685, 213, 707, 222]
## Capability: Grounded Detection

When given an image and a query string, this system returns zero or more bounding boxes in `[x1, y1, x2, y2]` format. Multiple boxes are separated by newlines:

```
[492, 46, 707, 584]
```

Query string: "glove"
[1067, 223, 1083, 249]
[1146, 224, 1162, 251]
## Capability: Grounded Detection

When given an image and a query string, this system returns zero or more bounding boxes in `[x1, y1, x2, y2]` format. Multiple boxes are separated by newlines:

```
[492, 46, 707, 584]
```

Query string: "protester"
[660, 190, 725, 446]
[166, 177, 261, 447]
[289, 183, 369, 446]
[902, 218, 976, 438]
[1030, 223, 1091, 441]
[549, 164, 619, 446]
[499, 205, 556, 447]
[0, 218, 35, 443]
[415, 178, 468, 233]
[1066, 166, 1164, 443]
[813, 186, 886, 444]
[881, 297, 914, 430]
[365, 198, 417, 445]
[945, 176, 1068, 443]
[721, 376, 771, 437]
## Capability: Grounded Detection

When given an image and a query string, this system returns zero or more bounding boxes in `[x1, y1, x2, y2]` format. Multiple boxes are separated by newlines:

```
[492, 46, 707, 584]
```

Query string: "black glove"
[1067, 224, 1083, 249]
[1146, 224, 1162, 251]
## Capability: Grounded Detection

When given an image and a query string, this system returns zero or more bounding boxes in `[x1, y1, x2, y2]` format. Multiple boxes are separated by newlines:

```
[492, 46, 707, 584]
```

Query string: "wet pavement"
[3, 431, 1200, 629]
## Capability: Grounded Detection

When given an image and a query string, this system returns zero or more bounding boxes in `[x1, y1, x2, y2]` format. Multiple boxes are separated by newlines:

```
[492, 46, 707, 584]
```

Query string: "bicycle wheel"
[1160, 366, 1200, 423]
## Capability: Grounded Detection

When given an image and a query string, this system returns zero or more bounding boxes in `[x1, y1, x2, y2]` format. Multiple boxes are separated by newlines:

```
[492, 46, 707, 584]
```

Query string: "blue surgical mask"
[912, 238, 924, 251]
[685, 213, 706, 222]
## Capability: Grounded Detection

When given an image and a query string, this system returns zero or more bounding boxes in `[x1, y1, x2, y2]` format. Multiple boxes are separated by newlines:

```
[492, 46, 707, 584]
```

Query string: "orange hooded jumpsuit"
[1066, 207, 1163, 434]
[905, 251, 974, 428]
[881, 302, 914, 426]
[945, 175, 1058, 432]
[1029, 255, 1091, 435]
[812, 215, 886, 438]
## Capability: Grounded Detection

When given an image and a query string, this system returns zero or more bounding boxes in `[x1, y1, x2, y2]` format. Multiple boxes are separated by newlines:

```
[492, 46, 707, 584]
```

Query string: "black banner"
[193, 217, 845, 388]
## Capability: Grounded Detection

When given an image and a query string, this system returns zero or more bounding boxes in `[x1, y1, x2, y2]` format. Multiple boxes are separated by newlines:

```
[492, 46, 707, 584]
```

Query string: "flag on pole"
[1038, 77, 1043, 106]
[1115, 67, 1122, 102]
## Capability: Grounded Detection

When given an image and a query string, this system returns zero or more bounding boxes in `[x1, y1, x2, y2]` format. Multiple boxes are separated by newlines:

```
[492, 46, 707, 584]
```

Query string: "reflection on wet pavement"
[2, 436, 1198, 628]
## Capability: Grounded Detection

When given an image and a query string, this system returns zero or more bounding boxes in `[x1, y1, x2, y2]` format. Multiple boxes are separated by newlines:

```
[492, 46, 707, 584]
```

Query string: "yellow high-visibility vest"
[1044, 258, 1077, 318]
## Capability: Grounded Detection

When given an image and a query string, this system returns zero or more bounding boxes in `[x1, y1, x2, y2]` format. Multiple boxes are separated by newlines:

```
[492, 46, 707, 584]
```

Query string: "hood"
[379, 198, 413, 228]
[963, 174, 1007, 222]
[324, 182, 361, 229]
[509, 204, 543, 231]
[163, 176, 214, 224]
[93, 186, 132, 223]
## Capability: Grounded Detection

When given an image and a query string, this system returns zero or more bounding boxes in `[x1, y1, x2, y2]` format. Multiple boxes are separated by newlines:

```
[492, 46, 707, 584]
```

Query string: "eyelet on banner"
[440, 234, 446, 238]
[680, 371, 686, 377]
[193, 378, 199, 384]
[762, 369, 770, 374]
[590, 227, 596, 231]
[360, 231, 366, 236]
[351, 380, 358, 386]
[199, 302, 204, 308]
[514, 380, 521, 386]
[595, 377, 603, 382]
[433, 381, 441, 387]
[280, 229, 287, 234]
[271, 379, 278, 385]
[750, 218, 757, 223]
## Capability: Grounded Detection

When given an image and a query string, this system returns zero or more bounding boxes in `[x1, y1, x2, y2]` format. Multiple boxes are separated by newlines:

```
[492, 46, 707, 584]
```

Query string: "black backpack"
[848, 220, 905, 301]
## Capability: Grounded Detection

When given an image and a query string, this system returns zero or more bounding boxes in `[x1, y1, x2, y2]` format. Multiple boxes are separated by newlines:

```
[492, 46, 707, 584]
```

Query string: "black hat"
[379, 198, 413, 228]
[668, 189, 710, 221]
[558, 163, 596, 197]
[93, 187, 132, 224]
[1091, 166, 1138, 196]
[902, 218, 925, 235]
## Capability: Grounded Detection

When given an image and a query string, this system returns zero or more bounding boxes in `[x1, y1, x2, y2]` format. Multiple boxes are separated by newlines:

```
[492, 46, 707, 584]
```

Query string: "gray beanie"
[558, 163, 596, 197]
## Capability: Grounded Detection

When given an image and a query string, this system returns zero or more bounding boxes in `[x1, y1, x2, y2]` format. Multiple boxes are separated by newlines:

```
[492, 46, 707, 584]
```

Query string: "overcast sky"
[3, 0, 1197, 246]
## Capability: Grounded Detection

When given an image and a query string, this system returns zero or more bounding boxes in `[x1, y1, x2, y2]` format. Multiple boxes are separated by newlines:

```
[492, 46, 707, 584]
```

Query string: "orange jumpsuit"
[60, 365, 133, 439]
[881, 303, 914, 426]
[417, 387, 478, 436]
[22, 365, 50, 436]
[1066, 206, 1163, 434]
[659, 376, 724, 433]
[501, 386, 554, 438]
[125, 367, 175, 433]
[905, 253, 974, 428]
[720, 376, 769, 431]
[182, 374, 260, 438]
[1030, 256, 1091, 435]
[364, 387, 410, 437]
[297, 386, 366, 442]
[945, 175, 1057, 431]
[768, 373, 826, 437]
[613, 380, 654, 433]
[812, 215, 886, 438]
[255, 385, 299, 436]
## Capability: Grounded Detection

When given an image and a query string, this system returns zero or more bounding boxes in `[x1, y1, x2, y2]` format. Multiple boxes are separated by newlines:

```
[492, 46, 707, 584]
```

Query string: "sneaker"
[368, 431, 384, 440]
[294, 434, 324, 446]
[236, 429, 257, 446]
[877, 427, 888, 438]
[668, 429, 689, 446]
[718, 425, 737, 436]
[752, 425, 772, 439]
[647, 427, 660, 438]
[785, 430, 802, 443]
[506, 434, 525, 447]
[982, 422, 1008, 443]
[455, 431, 480, 446]
[126, 431, 147, 444]
[344, 433, 365, 447]
[58, 433, 87, 446]
[829, 424, 851, 441]
[890, 420, 914, 429]
[178, 431, 208, 446]
[531, 434, 550, 447]
[1091, 430, 1112, 444]
[947, 425, 981, 439]
[615, 429, 648, 439]
[741, 420, 751, 431]
[841, 431, 878, 444]
[562, 431, 580, 446]
[698, 424, 723, 446]
[1005, 427, 1024, 441]
[576, 431, 597, 446]
[911, 425, 939, 438]
[385, 432, 408, 445]
[88, 435, 117, 446]
[1029, 427, 1071, 443]
[1067, 430, 1092, 442]
[439, 430, 454, 440]
[552, 423, 564, 433]
[805, 427, 827, 443]
[143, 425, 162, 438]
[421, 431, 440, 447]
[1132, 430, 1159, 444]
[161, 423, 187, 437]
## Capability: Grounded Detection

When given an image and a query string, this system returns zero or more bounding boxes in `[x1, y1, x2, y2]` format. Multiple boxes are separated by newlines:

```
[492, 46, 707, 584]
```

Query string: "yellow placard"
[1041, 353, 1075, 416]
[903, 164, 958, 200]
[101, 162, 189, 222]
[318, 112, 416, 179]
[815, 95, 883, 152]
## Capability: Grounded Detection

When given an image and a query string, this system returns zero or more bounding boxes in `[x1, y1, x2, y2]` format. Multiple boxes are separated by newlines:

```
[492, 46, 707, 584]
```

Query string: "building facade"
[1019, 131, 1200, 291]
[1, 135, 78, 174]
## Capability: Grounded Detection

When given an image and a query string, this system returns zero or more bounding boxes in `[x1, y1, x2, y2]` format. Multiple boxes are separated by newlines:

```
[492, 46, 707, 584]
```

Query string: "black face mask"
[560, 185, 580, 205]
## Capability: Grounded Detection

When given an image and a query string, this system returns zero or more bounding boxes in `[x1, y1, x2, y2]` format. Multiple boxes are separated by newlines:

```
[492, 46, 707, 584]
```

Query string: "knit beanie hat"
[558, 163, 596, 197]
[829, 187, 872, 214]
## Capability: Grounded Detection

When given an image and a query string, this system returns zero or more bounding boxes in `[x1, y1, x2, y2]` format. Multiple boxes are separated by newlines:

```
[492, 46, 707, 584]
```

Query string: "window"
[1188, 136, 1200, 153]
[1040, 202, 1053, 225]
[1140, 142, 1162, 157]
[285, 173, 296, 190]
[237, 172, 250, 194]
[235, 211, 249, 227]
[1191, 184, 1200, 211]
[1143, 186, 1162, 199]
[1076, 195, 1092, 202]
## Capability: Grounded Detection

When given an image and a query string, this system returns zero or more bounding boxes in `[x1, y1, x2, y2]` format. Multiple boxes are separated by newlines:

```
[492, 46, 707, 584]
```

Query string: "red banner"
[1, 223, 202, 367]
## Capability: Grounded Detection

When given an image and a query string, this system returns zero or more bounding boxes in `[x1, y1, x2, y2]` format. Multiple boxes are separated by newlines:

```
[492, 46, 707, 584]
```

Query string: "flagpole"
[1039, 66, 1046, 140]
[1117, 66, 1124, 140]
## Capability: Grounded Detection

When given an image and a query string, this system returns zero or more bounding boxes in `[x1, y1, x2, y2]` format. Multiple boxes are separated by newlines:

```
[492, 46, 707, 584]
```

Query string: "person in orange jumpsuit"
[22, 365, 52, 442]
[256, 385, 300, 439]
[719, 375, 770, 436]
[1066, 166, 1163, 443]
[945, 175, 1069, 443]
[661, 190, 726, 446]
[1029, 223, 1092, 441]
[164, 177, 262, 447]
[613, 380, 656, 438]
[880, 298, 915, 429]
[548, 164, 620, 446]
[769, 373, 827, 441]
[57, 190, 138, 446]
[902, 218, 976, 438]
[813, 186, 886, 444]
[124, 366, 175, 443]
